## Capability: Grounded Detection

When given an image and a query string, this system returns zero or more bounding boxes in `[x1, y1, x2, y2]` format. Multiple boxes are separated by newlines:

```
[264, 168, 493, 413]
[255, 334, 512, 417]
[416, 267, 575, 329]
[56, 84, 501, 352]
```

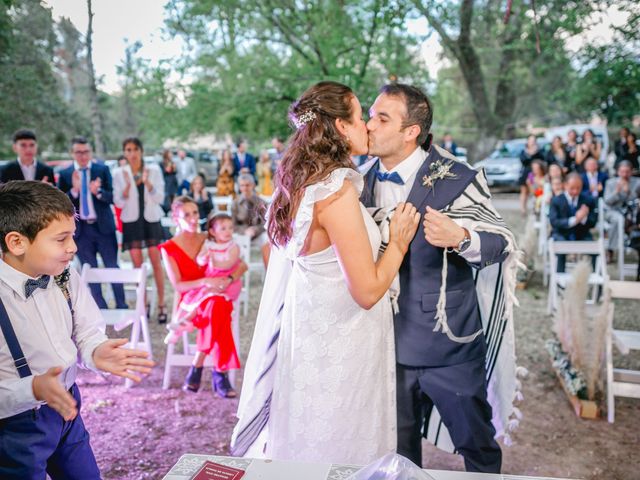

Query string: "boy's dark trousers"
[0, 384, 100, 480]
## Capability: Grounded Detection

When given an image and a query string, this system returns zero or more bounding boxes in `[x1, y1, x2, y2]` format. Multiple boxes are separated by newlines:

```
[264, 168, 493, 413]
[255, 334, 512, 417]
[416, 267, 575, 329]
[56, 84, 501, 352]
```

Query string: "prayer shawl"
[368, 166, 526, 448]
[231, 167, 525, 457]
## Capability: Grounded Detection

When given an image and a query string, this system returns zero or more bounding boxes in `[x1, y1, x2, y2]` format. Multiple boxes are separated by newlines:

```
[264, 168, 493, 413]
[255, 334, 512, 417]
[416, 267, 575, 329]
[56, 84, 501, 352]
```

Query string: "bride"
[232, 81, 419, 465]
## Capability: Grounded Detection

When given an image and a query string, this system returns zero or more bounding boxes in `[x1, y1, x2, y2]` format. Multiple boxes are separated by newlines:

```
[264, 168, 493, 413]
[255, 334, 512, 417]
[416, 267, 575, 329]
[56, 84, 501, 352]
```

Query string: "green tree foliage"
[0, 0, 78, 153]
[164, 0, 429, 140]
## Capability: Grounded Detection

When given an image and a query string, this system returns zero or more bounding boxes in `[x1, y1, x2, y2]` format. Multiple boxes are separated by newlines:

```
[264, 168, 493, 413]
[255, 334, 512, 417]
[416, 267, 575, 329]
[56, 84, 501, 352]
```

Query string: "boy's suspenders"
[0, 270, 73, 379]
[0, 297, 32, 378]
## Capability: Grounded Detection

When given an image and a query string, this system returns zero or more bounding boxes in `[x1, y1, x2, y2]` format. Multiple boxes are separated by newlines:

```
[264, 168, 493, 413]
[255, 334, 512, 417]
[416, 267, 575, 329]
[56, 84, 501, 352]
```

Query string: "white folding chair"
[606, 280, 640, 422]
[80, 264, 152, 388]
[233, 233, 251, 317]
[162, 295, 241, 390]
[598, 198, 628, 281]
[547, 238, 606, 314]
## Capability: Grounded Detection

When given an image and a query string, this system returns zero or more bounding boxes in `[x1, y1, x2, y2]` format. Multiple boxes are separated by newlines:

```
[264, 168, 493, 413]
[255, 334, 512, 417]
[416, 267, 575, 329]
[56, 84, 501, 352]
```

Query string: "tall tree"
[165, 0, 428, 140]
[411, 0, 609, 155]
[85, 0, 106, 157]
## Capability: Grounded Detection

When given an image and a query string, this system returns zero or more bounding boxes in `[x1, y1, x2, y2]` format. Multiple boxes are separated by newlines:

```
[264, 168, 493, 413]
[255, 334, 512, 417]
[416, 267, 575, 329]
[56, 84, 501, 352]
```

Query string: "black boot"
[183, 366, 203, 393]
[212, 370, 236, 398]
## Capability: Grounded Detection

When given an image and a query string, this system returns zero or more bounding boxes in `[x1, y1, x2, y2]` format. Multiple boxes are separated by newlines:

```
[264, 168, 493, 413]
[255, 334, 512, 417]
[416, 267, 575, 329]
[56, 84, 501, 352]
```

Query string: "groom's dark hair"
[380, 84, 433, 150]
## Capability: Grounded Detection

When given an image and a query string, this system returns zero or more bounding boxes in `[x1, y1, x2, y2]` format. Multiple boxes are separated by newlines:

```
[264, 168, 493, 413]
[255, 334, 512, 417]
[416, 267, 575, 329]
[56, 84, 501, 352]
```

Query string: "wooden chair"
[213, 195, 233, 213]
[80, 264, 152, 388]
[606, 280, 640, 423]
[547, 238, 606, 314]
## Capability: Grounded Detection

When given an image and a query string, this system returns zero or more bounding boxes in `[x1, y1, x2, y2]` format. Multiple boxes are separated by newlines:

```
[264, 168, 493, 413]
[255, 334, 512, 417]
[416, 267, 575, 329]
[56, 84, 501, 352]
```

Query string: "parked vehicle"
[195, 151, 219, 186]
[474, 138, 549, 192]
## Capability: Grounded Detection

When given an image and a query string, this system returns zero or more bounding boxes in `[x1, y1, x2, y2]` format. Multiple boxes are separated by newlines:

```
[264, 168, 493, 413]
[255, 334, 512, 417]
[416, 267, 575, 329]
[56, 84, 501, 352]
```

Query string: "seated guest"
[581, 157, 607, 199]
[57, 136, 127, 309]
[0, 129, 54, 185]
[519, 134, 545, 214]
[545, 135, 570, 173]
[190, 173, 213, 222]
[542, 163, 565, 214]
[231, 173, 269, 266]
[175, 149, 197, 195]
[160, 197, 247, 397]
[603, 161, 640, 262]
[549, 173, 598, 272]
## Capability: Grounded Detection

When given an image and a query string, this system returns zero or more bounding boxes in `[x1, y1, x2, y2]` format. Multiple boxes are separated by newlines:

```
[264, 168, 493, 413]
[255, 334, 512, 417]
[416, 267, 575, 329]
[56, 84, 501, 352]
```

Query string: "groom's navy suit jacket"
[361, 147, 508, 367]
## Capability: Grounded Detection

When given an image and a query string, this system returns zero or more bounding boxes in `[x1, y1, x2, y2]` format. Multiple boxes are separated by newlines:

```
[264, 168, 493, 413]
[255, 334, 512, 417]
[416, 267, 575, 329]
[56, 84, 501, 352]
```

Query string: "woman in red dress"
[160, 196, 247, 397]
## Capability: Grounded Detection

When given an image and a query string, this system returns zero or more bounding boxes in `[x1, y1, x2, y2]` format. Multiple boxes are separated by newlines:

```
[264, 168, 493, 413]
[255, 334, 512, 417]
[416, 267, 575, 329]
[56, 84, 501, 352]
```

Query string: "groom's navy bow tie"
[24, 275, 50, 298]
[375, 170, 404, 185]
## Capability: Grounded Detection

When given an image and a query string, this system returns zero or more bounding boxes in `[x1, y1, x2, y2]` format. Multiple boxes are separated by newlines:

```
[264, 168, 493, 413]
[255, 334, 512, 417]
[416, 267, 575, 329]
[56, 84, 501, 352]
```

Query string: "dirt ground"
[77, 194, 640, 480]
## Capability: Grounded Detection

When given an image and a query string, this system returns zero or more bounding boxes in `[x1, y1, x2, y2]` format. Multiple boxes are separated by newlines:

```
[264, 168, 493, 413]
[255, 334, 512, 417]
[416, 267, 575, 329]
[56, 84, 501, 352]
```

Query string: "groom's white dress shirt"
[373, 147, 481, 263]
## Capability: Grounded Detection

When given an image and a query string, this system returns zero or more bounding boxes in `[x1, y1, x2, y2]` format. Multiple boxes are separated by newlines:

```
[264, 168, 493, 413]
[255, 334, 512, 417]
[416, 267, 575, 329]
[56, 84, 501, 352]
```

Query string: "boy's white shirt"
[0, 260, 107, 419]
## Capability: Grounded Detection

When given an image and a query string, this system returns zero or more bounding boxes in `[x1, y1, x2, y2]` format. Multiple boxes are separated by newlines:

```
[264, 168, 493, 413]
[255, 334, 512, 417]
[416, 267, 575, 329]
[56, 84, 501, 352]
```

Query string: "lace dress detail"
[267, 168, 396, 464]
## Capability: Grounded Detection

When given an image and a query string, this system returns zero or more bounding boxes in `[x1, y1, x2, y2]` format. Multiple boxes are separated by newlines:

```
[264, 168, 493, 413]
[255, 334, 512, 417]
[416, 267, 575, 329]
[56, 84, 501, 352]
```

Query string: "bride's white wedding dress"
[266, 168, 396, 464]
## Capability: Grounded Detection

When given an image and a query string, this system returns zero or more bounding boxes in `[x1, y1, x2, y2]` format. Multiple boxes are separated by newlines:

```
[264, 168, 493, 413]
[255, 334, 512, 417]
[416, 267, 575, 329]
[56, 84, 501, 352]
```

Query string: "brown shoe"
[606, 250, 614, 264]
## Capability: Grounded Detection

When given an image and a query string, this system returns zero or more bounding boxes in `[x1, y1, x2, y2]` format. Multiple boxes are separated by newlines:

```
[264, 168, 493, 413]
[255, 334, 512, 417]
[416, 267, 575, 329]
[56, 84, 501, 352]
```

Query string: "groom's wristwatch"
[453, 228, 471, 253]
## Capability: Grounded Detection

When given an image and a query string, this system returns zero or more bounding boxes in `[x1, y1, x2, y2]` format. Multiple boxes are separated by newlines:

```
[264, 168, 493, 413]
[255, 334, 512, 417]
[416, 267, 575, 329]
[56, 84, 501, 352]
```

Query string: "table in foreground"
[162, 454, 578, 480]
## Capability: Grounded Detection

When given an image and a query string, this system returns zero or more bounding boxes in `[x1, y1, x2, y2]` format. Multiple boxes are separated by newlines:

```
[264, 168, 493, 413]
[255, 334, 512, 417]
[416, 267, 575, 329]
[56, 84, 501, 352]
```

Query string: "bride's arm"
[316, 180, 419, 310]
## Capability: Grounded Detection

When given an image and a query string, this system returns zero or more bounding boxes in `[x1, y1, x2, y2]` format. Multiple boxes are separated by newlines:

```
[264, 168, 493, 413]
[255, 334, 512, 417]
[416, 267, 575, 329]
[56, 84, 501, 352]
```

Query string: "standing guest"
[622, 132, 639, 173]
[545, 135, 570, 172]
[190, 173, 213, 221]
[440, 132, 458, 156]
[270, 136, 286, 171]
[160, 197, 247, 397]
[581, 157, 607, 199]
[57, 137, 127, 309]
[175, 149, 197, 195]
[614, 127, 630, 167]
[0, 181, 153, 480]
[549, 173, 597, 272]
[566, 129, 579, 169]
[0, 129, 54, 185]
[216, 149, 236, 199]
[519, 134, 545, 214]
[256, 150, 274, 196]
[527, 160, 547, 214]
[232, 140, 256, 180]
[232, 173, 269, 265]
[575, 129, 602, 173]
[162, 149, 179, 213]
[603, 161, 640, 262]
[112, 137, 168, 323]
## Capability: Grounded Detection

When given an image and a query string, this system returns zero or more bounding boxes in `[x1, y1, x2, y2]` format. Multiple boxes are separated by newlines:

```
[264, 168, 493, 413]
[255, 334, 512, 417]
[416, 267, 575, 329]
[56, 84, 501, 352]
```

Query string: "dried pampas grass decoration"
[552, 258, 609, 401]
[517, 216, 538, 284]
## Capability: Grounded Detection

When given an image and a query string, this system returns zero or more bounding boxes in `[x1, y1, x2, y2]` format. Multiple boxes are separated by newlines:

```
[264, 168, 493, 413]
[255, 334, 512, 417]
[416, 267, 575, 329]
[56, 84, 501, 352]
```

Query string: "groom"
[360, 84, 510, 473]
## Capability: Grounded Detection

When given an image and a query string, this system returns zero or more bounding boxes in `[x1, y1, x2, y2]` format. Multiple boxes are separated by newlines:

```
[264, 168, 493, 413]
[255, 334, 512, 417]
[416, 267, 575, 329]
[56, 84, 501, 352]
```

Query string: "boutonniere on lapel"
[54, 267, 74, 316]
[422, 159, 458, 194]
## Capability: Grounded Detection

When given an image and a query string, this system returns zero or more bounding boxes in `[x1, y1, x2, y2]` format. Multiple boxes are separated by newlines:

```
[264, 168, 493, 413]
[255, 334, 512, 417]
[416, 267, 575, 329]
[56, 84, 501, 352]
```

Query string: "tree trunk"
[86, 0, 105, 158]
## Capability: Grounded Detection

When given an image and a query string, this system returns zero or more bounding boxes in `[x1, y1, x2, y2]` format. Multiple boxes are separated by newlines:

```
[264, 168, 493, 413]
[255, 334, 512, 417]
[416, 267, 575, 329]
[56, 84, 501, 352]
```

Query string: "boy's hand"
[93, 339, 155, 383]
[32, 367, 77, 421]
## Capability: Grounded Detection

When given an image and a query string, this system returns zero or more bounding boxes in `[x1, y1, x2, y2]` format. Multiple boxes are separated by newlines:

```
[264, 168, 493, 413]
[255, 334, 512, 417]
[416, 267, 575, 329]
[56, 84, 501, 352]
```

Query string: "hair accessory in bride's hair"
[292, 111, 316, 129]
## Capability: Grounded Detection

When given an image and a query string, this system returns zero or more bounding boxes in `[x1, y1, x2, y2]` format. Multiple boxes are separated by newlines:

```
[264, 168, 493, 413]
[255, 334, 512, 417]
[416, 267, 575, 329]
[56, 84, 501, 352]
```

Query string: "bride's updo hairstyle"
[268, 81, 357, 247]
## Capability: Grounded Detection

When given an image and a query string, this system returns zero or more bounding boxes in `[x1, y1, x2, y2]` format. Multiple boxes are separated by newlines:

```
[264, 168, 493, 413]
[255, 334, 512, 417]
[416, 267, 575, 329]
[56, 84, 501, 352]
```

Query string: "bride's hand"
[389, 202, 420, 253]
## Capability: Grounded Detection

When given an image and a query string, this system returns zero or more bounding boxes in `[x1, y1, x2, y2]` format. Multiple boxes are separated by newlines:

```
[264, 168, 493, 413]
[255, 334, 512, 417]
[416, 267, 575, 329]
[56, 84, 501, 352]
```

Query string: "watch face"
[459, 238, 471, 252]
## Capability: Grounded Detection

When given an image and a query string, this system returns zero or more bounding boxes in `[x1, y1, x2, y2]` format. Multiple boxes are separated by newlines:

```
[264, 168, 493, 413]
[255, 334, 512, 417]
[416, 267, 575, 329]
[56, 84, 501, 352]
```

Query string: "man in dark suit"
[440, 132, 458, 156]
[232, 140, 256, 180]
[0, 129, 54, 185]
[57, 136, 126, 309]
[581, 156, 608, 199]
[362, 84, 510, 473]
[549, 172, 598, 272]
